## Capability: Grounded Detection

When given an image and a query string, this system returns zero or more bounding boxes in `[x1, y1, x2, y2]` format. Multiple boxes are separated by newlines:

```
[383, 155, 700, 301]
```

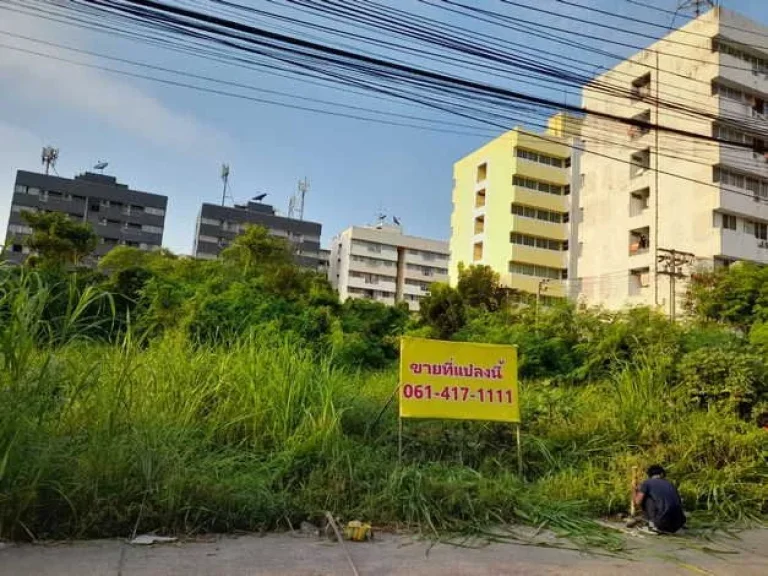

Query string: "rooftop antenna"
[676, 0, 716, 18]
[41, 146, 59, 175]
[93, 161, 108, 173]
[220, 163, 231, 206]
[297, 177, 309, 221]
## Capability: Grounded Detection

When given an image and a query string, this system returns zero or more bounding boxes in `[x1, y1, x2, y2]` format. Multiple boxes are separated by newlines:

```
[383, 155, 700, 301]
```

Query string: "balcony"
[719, 146, 768, 180]
[719, 228, 768, 264]
[718, 52, 768, 97]
[502, 274, 566, 298]
[510, 215, 568, 241]
[717, 185, 768, 221]
[509, 245, 567, 270]
[629, 267, 651, 298]
[510, 185, 568, 213]
[629, 227, 650, 257]
[629, 188, 651, 226]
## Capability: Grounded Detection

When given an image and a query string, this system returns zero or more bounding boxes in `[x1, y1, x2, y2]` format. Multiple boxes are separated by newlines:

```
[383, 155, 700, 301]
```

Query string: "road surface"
[1, 527, 766, 575]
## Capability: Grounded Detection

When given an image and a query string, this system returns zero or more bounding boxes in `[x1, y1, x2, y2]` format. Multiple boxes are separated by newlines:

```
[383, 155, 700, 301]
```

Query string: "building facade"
[328, 224, 449, 311]
[194, 201, 322, 268]
[4, 170, 167, 264]
[450, 114, 581, 300]
[576, 8, 768, 312]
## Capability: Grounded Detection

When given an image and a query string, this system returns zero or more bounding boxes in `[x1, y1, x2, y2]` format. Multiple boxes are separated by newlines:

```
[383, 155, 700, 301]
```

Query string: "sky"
[0, 0, 766, 255]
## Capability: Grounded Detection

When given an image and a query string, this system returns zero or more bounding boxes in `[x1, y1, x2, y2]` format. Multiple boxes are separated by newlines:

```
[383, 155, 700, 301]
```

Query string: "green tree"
[418, 282, 466, 339]
[221, 225, 293, 274]
[21, 211, 98, 267]
[686, 263, 768, 331]
[456, 263, 511, 312]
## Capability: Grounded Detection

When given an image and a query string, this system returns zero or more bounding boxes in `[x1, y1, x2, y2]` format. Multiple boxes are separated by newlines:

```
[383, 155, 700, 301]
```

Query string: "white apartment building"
[328, 224, 449, 311]
[576, 8, 768, 313]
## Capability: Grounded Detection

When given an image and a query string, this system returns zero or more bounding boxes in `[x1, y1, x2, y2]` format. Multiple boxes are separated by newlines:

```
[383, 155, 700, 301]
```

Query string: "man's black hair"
[647, 464, 666, 478]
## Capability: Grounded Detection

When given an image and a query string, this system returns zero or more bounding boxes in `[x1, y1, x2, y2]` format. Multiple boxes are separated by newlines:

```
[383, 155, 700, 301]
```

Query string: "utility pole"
[657, 248, 696, 321]
[535, 279, 550, 331]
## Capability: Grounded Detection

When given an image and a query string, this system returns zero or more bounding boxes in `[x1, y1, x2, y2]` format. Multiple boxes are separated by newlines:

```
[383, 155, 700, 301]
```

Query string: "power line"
[54, 0, 762, 153]
[10, 0, 763, 138]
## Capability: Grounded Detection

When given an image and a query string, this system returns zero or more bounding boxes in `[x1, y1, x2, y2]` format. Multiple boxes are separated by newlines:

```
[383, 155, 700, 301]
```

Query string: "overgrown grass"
[0, 273, 766, 546]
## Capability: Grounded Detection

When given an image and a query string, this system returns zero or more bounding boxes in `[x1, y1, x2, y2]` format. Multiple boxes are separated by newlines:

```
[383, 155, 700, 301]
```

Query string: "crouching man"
[634, 464, 686, 534]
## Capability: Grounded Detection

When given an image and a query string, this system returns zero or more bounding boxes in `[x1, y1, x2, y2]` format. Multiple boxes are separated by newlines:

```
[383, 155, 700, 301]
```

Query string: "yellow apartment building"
[450, 114, 581, 300]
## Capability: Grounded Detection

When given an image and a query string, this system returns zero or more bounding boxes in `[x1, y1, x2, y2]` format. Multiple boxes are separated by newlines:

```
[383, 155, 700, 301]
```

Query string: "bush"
[677, 347, 768, 417]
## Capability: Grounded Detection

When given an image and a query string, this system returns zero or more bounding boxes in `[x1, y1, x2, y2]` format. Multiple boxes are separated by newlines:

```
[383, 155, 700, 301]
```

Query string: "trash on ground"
[344, 521, 372, 542]
[129, 534, 178, 545]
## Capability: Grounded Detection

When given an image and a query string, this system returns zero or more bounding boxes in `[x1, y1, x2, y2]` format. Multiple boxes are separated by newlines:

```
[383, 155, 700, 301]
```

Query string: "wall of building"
[451, 125, 574, 299]
[194, 202, 322, 268]
[576, 8, 768, 312]
[329, 225, 448, 311]
[5, 171, 167, 264]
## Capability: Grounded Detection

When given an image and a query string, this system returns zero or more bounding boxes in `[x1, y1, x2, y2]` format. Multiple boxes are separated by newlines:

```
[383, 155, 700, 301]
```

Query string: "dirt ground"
[1, 526, 766, 576]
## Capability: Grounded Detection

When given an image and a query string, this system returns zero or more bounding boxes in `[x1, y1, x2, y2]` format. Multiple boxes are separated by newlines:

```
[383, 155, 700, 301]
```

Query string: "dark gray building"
[194, 201, 322, 268]
[4, 170, 167, 264]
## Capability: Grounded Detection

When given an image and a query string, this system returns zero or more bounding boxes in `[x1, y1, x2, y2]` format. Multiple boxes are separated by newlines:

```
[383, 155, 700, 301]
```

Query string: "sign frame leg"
[516, 424, 523, 477]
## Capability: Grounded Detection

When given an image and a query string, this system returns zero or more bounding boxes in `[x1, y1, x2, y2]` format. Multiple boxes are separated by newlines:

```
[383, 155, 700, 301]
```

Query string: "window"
[145, 206, 165, 216]
[8, 224, 32, 235]
[713, 38, 768, 76]
[27, 187, 40, 196]
[473, 242, 483, 261]
[515, 148, 565, 168]
[756, 222, 768, 240]
[14, 184, 27, 194]
[628, 110, 652, 139]
[476, 162, 487, 182]
[474, 215, 485, 235]
[124, 222, 142, 230]
[475, 189, 486, 208]
[631, 73, 651, 99]
[198, 235, 218, 243]
[713, 123, 754, 145]
[142, 225, 163, 234]
[512, 175, 564, 196]
[630, 188, 651, 216]
[510, 232, 565, 251]
[629, 227, 650, 254]
[565, 157, 572, 168]
[509, 261, 565, 280]
[721, 213, 738, 230]
[714, 166, 768, 199]
[630, 149, 651, 178]
[512, 205, 566, 224]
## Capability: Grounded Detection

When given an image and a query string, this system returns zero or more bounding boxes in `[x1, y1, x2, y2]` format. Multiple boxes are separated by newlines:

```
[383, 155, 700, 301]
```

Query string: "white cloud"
[0, 10, 226, 152]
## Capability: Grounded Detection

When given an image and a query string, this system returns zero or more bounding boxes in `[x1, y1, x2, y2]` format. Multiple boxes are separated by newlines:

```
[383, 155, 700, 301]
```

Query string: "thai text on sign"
[399, 337, 519, 423]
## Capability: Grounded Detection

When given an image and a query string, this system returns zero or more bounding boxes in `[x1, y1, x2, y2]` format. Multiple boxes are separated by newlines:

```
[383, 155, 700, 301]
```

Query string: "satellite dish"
[94, 161, 108, 171]
[252, 193, 268, 202]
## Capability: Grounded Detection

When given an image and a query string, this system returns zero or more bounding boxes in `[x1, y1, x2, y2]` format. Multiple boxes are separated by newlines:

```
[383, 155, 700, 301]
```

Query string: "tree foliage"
[21, 211, 98, 267]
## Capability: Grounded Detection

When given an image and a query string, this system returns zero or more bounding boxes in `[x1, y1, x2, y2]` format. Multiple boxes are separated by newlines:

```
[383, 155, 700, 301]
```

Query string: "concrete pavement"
[1, 528, 766, 575]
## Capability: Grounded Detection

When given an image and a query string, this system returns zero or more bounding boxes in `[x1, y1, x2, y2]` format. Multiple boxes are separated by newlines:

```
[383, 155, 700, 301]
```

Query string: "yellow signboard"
[399, 337, 519, 423]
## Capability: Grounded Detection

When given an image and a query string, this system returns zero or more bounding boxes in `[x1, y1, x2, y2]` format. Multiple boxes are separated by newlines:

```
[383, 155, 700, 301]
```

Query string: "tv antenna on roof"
[41, 146, 59, 175]
[676, 0, 716, 17]
[288, 177, 310, 220]
[94, 161, 108, 173]
[220, 163, 232, 206]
